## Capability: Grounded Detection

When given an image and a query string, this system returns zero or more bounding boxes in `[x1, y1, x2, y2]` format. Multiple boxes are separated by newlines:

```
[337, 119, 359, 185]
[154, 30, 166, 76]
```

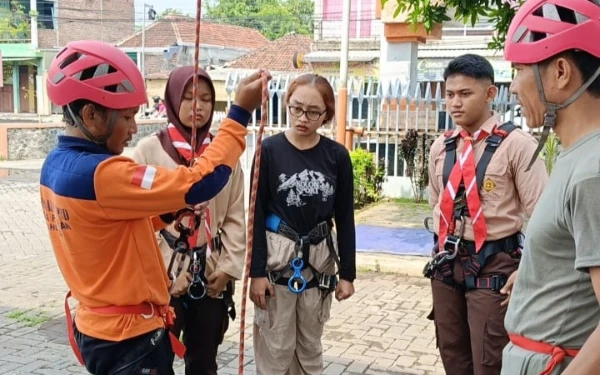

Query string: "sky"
[134, 0, 212, 21]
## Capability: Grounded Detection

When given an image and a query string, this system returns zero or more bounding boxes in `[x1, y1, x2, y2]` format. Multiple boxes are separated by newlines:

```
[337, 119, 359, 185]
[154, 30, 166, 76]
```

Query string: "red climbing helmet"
[47, 40, 147, 109]
[504, 0, 600, 64]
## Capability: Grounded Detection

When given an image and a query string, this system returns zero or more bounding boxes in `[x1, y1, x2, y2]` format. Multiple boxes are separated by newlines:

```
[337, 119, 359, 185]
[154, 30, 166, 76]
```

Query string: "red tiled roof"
[226, 34, 313, 72]
[117, 15, 269, 50]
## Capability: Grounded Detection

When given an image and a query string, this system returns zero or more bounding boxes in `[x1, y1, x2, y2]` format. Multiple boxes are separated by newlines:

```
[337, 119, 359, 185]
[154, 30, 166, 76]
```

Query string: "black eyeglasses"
[288, 105, 326, 121]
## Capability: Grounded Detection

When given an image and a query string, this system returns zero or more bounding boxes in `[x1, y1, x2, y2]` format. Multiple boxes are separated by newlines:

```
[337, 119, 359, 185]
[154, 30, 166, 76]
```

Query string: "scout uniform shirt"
[428, 112, 548, 241]
[132, 134, 246, 286]
[39, 115, 247, 343]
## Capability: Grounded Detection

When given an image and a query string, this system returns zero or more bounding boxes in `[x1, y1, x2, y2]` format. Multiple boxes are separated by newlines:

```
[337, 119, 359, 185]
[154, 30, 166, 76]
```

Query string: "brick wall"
[38, 0, 135, 49]
[145, 53, 165, 75]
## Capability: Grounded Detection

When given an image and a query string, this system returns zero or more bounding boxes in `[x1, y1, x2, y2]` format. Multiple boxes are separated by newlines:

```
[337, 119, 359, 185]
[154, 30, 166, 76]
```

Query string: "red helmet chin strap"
[524, 63, 600, 171]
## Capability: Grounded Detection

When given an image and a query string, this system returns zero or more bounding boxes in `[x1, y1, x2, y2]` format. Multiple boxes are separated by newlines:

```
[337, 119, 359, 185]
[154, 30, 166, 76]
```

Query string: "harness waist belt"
[458, 233, 521, 256]
[64, 291, 186, 366]
[266, 213, 331, 245]
[509, 334, 579, 375]
[265, 213, 340, 294]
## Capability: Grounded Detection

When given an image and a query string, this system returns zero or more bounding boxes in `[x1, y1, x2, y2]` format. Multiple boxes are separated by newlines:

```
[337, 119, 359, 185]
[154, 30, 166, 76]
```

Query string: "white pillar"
[379, 32, 418, 95]
[30, 0, 38, 48]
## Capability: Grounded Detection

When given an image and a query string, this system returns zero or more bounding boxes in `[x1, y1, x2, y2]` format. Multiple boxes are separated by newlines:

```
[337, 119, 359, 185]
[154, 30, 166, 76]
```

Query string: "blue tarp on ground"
[356, 224, 433, 257]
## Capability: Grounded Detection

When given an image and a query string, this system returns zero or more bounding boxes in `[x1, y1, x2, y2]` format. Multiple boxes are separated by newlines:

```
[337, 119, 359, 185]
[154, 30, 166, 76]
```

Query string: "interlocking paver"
[0, 169, 445, 375]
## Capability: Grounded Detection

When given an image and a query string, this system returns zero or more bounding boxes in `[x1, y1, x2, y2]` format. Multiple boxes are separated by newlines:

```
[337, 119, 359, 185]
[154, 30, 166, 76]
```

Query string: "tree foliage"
[350, 148, 386, 208]
[204, 0, 314, 40]
[0, 0, 30, 43]
[381, 0, 524, 51]
[160, 8, 186, 17]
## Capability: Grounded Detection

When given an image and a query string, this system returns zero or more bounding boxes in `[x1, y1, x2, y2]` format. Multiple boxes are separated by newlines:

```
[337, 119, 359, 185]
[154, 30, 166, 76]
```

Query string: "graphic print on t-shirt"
[277, 169, 335, 207]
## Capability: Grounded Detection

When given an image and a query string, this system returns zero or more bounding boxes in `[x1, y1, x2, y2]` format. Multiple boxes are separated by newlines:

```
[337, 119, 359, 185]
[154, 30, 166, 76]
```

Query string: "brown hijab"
[158, 66, 216, 166]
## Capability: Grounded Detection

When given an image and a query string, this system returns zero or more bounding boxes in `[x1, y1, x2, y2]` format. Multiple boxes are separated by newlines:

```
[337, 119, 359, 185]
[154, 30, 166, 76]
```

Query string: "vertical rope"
[238, 73, 269, 374]
[190, 0, 203, 166]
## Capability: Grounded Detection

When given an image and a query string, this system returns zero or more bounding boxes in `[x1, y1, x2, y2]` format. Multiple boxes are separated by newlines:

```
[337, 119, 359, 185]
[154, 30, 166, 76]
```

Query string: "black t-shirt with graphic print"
[249, 132, 356, 282]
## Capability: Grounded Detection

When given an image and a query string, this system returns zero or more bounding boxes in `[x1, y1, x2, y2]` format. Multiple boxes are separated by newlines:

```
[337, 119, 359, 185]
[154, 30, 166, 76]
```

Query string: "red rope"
[238, 73, 269, 374]
[190, 1, 269, 372]
[190, 0, 203, 166]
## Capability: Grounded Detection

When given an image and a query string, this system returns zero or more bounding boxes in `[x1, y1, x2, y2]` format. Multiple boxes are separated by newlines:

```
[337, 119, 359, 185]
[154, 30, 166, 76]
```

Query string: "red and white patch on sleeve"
[131, 165, 157, 190]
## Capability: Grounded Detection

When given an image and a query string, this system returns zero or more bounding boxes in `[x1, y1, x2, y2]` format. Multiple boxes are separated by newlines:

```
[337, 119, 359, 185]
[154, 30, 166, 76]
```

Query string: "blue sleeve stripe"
[184, 165, 232, 205]
[227, 105, 251, 128]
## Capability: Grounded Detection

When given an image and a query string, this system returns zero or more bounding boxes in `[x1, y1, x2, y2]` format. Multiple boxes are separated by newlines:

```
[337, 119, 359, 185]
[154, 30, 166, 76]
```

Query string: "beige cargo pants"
[253, 231, 337, 375]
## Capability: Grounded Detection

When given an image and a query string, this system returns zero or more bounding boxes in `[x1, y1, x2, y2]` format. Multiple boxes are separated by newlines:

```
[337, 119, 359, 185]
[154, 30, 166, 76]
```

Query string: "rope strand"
[238, 73, 269, 374]
[190, 0, 203, 165]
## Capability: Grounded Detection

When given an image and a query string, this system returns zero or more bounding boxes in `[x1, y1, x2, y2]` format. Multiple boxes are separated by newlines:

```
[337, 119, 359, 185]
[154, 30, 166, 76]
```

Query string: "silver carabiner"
[445, 215, 466, 259]
[424, 217, 435, 234]
[188, 280, 207, 300]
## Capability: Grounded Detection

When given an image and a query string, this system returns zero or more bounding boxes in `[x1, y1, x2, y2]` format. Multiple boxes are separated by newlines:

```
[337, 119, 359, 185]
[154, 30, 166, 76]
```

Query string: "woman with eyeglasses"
[248, 73, 357, 375]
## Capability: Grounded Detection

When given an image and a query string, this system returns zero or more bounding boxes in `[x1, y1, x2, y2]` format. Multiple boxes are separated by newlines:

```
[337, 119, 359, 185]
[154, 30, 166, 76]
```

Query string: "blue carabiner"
[288, 258, 307, 294]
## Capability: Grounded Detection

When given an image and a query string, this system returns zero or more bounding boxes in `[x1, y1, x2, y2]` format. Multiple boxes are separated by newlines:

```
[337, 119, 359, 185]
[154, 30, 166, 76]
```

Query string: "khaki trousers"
[500, 342, 571, 375]
[253, 231, 337, 375]
[430, 251, 519, 375]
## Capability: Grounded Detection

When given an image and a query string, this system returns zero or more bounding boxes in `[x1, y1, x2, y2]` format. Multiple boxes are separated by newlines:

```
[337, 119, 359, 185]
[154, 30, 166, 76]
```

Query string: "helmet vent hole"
[533, 3, 588, 25]
[59, 52, 82, 69]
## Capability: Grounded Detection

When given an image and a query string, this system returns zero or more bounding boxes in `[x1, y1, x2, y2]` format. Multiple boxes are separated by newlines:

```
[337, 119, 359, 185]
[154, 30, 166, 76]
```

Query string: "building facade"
[0, 0, 135, 114]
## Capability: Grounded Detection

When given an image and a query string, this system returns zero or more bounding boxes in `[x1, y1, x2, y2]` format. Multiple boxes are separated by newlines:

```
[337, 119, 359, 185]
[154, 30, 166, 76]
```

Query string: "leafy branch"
[380, 0, 524, 51]
[0, 0, 31, 43]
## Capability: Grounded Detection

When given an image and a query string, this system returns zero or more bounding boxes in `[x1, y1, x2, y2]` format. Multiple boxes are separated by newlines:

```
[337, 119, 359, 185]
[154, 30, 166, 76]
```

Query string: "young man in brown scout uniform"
[425, 54, 548, 375]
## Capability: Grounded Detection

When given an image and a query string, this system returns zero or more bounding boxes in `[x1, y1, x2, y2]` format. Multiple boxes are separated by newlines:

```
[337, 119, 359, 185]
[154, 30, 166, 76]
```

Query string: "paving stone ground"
[0, 168, 444, 375]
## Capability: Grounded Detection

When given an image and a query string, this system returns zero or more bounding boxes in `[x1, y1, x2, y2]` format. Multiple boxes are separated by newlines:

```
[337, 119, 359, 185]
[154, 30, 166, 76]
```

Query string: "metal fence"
[224, 73, 522, 180]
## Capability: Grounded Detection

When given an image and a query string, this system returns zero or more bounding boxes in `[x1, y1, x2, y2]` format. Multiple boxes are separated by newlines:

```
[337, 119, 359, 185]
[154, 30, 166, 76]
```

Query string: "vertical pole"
[13, 65, 20, 114]
[100, 0, 104, 41]
[55, 0, 59, 47]
[141, 4, 146, 113]
[142, 4, 146, 78]
[336, 0, 351, 147]
[30, 0, 38, 48]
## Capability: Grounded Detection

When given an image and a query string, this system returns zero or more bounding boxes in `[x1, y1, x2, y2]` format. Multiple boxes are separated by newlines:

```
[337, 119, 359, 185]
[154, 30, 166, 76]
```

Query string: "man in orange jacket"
[40, 40, 270, 375]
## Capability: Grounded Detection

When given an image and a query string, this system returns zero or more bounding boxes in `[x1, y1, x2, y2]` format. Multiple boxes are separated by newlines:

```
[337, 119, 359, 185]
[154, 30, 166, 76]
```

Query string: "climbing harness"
[265, 213, 339, 294]
[423, 122, 523, 291]
[182, 0, 263, 372]
[63, 291, 186, 366]
[163, 207, 210, 300]
[236, 72, 270, 375]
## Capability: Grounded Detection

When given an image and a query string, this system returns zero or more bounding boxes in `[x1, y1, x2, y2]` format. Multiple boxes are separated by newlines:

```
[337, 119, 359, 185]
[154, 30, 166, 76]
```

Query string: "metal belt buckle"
[319, 274, 331, 290]
[423, 260, 436, 278]
[491, 275, 506, 292]
[315, 221, 328, 238]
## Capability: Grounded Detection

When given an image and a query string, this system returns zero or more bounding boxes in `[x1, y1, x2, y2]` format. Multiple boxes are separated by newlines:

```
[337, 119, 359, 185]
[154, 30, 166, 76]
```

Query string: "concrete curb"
[356, 253, 427, 277]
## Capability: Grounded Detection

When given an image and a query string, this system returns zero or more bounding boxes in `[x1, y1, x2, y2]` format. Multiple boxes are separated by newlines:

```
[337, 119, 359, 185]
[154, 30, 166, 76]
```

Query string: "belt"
[64, 291, 186, 366]
[509, 334, 579, 375]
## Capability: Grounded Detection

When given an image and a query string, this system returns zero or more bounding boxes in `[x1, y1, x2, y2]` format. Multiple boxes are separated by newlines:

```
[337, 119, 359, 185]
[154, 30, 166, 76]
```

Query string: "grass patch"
[7, 309, 52, 327]
[393, 197, 430, 208]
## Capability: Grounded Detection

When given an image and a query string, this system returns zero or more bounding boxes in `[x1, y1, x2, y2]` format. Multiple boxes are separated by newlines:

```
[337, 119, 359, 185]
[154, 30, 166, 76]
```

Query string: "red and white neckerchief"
[167, 123, 213, 256]
[438, 128, 488, 253]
